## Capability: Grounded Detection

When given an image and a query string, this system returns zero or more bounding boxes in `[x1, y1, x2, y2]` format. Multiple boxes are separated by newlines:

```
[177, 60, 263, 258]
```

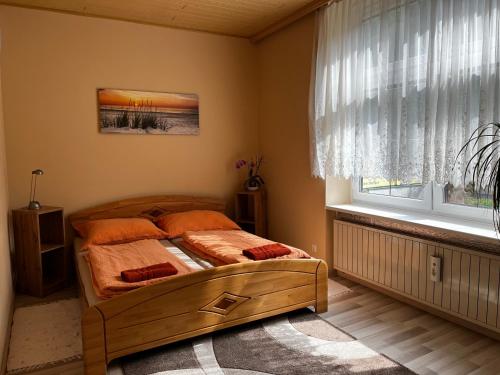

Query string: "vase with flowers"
[235, 156, 264, 191]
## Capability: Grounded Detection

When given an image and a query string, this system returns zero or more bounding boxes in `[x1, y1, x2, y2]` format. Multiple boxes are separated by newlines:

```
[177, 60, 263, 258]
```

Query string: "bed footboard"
[82, 259, 328, 375]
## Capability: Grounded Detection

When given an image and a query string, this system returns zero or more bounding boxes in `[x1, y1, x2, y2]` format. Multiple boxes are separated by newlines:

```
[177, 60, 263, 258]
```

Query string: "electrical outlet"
[311, 244, 318, 254]
[430, 255, 441, 282]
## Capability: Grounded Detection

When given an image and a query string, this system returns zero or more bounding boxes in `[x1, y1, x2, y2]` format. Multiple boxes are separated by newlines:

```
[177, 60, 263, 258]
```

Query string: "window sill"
[326, 202, 498, 241]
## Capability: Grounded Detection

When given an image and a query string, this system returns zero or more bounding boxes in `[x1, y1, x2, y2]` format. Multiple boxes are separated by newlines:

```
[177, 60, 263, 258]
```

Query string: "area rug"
[121, 309, 414, 375]
[329, 278, 353, 298]
[7, 298, 82, 374]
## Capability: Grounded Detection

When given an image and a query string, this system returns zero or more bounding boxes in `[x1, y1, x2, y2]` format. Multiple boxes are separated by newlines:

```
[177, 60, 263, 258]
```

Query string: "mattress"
[74, 238, 214, 306]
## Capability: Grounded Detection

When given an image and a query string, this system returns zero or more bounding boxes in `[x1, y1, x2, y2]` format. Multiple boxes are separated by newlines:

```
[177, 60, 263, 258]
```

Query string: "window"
[360, 178, 426, 200]
[353, 178, 492, 222]
[353, 178, 432, 211]
[443, 183, 494, 209]
[311, 0, 500, 222]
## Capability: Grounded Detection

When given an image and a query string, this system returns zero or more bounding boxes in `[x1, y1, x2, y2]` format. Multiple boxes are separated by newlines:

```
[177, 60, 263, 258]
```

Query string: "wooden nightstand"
[235, 190, 267, 237]
[13, 206, 67, 297]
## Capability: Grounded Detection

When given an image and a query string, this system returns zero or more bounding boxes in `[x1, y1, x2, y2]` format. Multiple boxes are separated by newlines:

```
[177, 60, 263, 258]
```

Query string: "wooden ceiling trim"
[0, 2, 245, 38]
[251, 0, 336, 43]
[0, 0, 338, 41]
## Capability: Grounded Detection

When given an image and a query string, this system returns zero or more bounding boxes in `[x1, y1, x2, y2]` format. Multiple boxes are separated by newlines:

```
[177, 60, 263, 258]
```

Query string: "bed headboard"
[68, 195, 226, 225]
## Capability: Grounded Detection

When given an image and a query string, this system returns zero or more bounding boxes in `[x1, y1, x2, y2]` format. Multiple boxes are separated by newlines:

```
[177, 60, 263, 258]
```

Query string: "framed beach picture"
[97, 89, 199, 135]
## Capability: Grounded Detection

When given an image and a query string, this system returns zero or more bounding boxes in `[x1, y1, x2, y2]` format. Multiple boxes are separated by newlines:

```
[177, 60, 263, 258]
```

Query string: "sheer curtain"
[310, 0, 500, 186]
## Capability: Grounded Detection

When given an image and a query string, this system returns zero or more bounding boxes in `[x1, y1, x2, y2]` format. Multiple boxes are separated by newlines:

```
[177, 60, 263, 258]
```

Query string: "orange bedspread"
[181, 230, 311, 265]
[86, 239, 194, 299]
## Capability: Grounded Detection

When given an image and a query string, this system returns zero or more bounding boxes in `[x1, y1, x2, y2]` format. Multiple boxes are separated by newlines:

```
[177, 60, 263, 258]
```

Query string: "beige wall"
[257, 14, 350, 264]
[0, 5, 349, 364]
[0, 37, 14, 368]
[257, 15, 325, 259]
[0, 6, 349, 281]
[0, 6, 258, 215]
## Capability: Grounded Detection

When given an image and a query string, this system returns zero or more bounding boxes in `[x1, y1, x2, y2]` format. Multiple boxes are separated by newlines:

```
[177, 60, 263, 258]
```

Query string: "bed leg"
[82, 307, 107, 375]
[315, 260, 328, 313]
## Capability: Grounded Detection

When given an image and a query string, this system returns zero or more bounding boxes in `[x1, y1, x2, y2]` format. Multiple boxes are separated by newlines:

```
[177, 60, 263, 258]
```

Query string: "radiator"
[333, 220, 500, 333]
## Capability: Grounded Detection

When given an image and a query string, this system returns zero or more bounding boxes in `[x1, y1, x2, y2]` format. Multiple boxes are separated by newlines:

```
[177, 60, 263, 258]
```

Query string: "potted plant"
[458, 122, 500, 233]
[235, 156, 264, 191]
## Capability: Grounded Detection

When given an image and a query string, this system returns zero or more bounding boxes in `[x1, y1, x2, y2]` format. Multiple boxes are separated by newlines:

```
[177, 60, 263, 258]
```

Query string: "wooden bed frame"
[68, 195, 328, 375]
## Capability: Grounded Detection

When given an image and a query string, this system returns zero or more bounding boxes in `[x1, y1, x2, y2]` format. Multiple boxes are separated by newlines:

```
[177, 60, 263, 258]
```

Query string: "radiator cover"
[333, 220, 500, 333]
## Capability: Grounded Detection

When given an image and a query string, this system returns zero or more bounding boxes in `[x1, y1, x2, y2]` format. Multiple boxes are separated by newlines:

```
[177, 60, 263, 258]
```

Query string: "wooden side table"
[13, 206, 67, 297]
[235, 190, 267, 237]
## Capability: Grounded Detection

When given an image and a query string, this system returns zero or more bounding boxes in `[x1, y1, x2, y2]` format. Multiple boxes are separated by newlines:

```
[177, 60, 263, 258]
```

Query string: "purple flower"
[235, 159, 247, 169]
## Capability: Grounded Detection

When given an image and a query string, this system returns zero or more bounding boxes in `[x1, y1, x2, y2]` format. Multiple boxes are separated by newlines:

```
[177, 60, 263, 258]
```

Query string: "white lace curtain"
[310, 0, 500, 185]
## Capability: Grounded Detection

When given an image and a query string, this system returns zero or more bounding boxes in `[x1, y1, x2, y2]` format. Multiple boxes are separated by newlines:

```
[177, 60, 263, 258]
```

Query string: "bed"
[69, 195, 328, 375]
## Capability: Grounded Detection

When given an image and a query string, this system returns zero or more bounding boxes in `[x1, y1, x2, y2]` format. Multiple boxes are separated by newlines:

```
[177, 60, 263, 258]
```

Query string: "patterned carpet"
[121, 309, 414, 375]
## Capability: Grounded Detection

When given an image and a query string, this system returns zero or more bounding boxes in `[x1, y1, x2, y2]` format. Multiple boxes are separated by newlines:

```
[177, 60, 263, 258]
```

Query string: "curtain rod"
[251, 0, 338, 43]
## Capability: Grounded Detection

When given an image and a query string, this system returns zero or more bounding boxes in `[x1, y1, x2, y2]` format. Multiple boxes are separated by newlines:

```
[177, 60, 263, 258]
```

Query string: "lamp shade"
[32, 169, 44, 175]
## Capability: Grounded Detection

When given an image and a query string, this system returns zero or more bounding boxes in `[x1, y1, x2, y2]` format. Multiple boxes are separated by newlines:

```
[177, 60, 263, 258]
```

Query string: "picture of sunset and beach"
[98, 89, 199, 135]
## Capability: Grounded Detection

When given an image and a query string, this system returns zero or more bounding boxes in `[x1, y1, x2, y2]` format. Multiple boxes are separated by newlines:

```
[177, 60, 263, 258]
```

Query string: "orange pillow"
[156, 210, 240, 238]
[73, 218, 167, 249]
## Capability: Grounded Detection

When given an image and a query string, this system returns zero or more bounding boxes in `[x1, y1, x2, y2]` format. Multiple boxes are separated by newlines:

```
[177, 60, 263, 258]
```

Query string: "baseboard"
[338, 271, 500, 342]
[0, 295, 14, 375]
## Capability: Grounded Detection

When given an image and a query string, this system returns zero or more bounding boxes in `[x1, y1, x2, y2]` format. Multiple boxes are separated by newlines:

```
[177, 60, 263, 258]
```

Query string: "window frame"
[432, 182, 493, 223]
[352, 179, 493, 224]
[352, 178, 432, 212]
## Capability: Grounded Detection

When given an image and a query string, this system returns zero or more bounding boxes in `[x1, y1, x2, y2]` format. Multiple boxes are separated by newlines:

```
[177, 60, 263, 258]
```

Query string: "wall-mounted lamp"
[28, 169, 44, 210]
